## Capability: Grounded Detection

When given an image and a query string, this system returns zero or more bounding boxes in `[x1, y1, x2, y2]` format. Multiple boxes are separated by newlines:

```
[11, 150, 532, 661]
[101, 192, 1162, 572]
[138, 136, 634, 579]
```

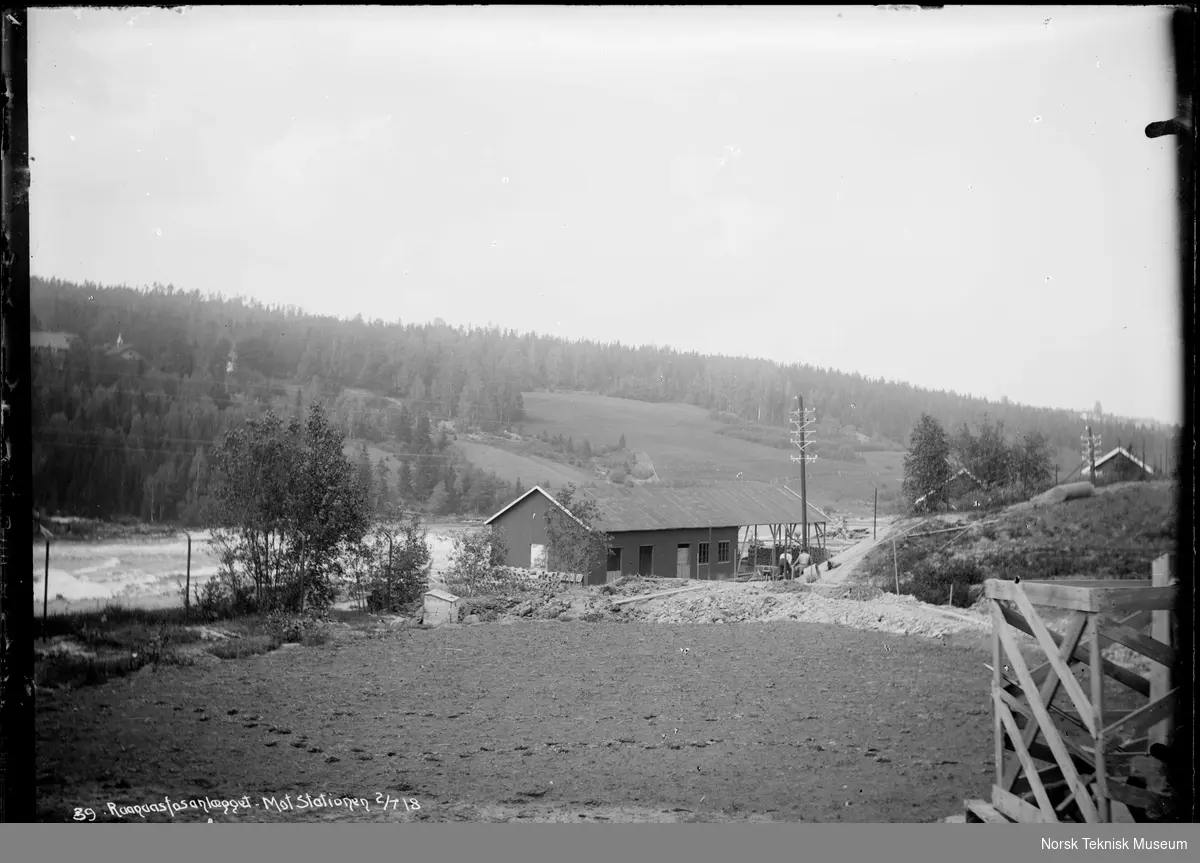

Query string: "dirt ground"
[36, 619, 996, 823]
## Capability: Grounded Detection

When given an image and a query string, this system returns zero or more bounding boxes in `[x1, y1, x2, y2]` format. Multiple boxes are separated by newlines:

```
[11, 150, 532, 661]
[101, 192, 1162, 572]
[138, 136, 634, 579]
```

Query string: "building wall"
[1095, 456, 1148, 483]
[491, 495, 740, 586]
[603, 526, 740, 584]
[490, 492, 553, 569]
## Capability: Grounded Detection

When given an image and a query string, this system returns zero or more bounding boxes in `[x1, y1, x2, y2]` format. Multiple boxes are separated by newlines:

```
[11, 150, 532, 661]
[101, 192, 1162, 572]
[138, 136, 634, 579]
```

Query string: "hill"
[853, 481, 1178, 606]
[512, 391, 905, 515]
[29, 275, 1182, 523]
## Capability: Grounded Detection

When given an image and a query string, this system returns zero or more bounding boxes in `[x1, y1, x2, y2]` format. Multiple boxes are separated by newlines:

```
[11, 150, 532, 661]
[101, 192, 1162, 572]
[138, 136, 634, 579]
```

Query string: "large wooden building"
[484, 482, 826, 586]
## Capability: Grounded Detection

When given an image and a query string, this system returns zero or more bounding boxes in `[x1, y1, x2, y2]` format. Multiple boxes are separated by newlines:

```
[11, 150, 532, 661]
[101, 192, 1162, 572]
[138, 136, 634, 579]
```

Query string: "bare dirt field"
[36, 618, 995, 824]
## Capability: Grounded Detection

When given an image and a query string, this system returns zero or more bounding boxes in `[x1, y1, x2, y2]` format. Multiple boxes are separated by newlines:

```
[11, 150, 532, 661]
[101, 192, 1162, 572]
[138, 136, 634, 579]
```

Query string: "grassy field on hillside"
[451, 440, 596, 490]
[855, 481, 1179, 606]
[516, 392, 903, 515]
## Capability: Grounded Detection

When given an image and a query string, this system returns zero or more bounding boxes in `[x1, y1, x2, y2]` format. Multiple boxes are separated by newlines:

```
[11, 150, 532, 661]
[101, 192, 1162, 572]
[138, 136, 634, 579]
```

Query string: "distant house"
[104, 333, 143, 363]
[485, 481, 826, 586]
[30, 331, 76, 353]
[1082, 446, 1155, 482]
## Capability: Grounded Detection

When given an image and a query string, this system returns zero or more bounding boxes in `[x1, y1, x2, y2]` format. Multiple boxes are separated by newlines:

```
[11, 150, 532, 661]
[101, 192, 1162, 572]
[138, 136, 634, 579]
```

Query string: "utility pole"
[1082, 425, 1100, 485]
[790, 395, 817, 552]
[871, 482, 878, 540]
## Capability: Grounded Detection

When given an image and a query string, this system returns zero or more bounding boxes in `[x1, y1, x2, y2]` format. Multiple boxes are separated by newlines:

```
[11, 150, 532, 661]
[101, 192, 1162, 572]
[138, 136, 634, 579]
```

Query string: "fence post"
[185, 532, 192, 614]
[892, 538, 900, 595]
[1149, 553, 1175, 747]
[42, 537, 50, 641]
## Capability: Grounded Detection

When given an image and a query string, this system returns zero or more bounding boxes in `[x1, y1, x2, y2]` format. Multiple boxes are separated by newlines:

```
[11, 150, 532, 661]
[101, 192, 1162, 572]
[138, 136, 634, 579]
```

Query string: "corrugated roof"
[424, 589, 459, 602]
[578, 482, 826, 533]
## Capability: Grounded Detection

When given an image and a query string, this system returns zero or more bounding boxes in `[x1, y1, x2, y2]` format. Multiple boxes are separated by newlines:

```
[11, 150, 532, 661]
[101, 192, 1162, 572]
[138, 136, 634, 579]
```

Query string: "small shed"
[423, 589, 461, 627]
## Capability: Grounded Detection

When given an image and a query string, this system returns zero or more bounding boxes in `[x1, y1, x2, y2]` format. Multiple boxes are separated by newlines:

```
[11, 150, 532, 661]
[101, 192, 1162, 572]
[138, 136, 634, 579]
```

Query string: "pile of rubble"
[398, 574, 994, 641]
[624, 581, 991, 639]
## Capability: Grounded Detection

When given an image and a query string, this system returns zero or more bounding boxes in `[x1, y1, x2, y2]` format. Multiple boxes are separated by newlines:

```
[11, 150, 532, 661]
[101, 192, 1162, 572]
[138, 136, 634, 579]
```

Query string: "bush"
[447, 525, 510, 596]
[362, 516, 432, 613]
[906, 558, 986, 608]
[263, 607, 329, 643]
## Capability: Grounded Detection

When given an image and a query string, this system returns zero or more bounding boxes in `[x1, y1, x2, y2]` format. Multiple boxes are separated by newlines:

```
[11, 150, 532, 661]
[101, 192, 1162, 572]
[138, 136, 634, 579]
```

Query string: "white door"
[530, 544, 547, 571]
[676, 544, 690, 579]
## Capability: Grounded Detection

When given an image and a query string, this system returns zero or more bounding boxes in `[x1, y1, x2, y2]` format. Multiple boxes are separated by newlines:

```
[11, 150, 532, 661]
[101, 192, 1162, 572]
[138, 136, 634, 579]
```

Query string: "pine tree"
[902, 413, 954, 513]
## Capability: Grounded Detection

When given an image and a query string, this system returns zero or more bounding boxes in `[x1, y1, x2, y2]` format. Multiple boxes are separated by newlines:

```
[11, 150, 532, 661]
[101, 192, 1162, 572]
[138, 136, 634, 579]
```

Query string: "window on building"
[698, 542, 710, 565]
[717, 541, 730, 563]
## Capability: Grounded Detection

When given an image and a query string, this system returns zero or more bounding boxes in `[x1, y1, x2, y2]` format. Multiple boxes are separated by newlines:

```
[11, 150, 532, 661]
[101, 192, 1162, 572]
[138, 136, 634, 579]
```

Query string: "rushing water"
[31, 526, 464, 610]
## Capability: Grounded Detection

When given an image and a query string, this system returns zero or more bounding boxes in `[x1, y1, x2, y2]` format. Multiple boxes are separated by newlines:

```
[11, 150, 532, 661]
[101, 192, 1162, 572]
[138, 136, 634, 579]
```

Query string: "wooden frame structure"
[733, 521, 828, 579]
[965, 554, 1178, 824]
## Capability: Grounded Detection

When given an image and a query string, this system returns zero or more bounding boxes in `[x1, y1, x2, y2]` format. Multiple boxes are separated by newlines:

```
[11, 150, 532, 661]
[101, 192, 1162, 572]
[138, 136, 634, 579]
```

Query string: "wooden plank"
[609, 585, 708, 606]
[1102, 689, 1178, 748]
[1007, 737, 1092, 776]
[994, 690, 1059, 819]
[1095, 615, 1175, 668]
[965, 799, 1012, 824]
[996, 684, 1097, 764]
[1094, 586, 1176, 615]
[992, 606, 1004, 789]
[1010, 588, 1097, 737]
[998, 602, 1151, 697]
[1107, 780, 1172, 818]
[1003, 611, 1089, 790]
[1025, 579, 1152, 590]
[1149, 554, 1173, 748]
[992, 602, 1100, 822]
[1089, 614, 1109, 821]
[993, 784, 1057, 823]
[1001, 579, 1097, 612]
[1118, 609, 1153, 631]
[1013, 765, 1065, 797]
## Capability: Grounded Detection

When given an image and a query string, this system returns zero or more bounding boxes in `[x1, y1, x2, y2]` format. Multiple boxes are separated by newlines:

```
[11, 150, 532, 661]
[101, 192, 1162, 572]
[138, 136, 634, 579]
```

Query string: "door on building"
[676, 544, 691, 579]
[606, 547, 622, 584]
[638, 545, 653, 575]
[530, 544, 548, 571]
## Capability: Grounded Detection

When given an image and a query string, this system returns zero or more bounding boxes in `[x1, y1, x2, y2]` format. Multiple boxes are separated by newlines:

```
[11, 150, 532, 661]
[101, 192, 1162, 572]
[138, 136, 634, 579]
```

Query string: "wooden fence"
[965, 554, 1178, 823]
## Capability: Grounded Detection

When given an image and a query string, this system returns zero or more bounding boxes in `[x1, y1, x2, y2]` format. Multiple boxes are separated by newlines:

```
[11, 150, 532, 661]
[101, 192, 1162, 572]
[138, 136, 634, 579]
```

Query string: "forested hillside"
[30, 276, 1181, 523]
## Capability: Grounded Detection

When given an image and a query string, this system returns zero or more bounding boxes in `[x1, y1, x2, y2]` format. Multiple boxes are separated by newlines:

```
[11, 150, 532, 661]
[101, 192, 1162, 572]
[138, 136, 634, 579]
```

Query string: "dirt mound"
[610, 582, 990, 639]
[807, 583, 885, 602]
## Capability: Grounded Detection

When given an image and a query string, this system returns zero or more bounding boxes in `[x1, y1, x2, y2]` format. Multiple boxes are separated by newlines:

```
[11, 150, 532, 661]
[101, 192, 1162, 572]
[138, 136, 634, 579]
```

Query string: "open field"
[36, 618, 996, 823]
[451, 439, 595, 489]
[514, 391, 903, 516]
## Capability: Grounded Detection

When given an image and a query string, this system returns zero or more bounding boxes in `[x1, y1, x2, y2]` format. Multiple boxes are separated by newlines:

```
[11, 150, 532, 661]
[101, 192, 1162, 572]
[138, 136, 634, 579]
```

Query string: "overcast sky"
[29, 6, 1183, 425]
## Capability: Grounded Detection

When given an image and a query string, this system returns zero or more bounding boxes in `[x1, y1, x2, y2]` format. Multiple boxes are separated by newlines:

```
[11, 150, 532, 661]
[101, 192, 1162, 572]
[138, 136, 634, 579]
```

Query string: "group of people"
[776, 548, 812, 579]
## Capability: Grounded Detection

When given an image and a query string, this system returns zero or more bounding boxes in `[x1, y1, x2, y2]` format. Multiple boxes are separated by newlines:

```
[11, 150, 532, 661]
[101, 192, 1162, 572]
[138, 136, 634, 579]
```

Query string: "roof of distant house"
[1082, 446, 1155, 476]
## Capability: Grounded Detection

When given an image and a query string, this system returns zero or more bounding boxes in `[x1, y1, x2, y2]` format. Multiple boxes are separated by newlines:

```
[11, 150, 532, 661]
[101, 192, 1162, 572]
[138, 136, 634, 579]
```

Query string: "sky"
[29, 6, 1184, 425]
